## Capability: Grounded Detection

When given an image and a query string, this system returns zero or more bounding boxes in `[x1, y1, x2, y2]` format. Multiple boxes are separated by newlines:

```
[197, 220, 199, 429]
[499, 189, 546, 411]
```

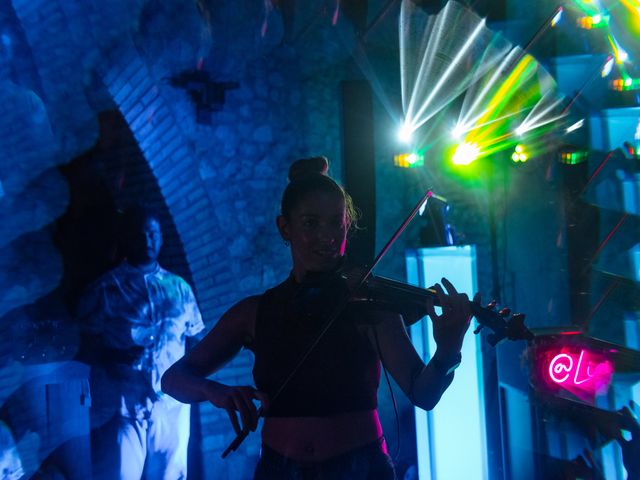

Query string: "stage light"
[633, 120, 640, 159]
[551, 7, 563, 27]
[559, 149, 589, 165]
[616, 47, 629, 63]
[452, 142, 480, 166]
[577, 14, 610, 29]
[611, 77, 640, 91]
[514, 125, 526, 136]
[451, 124, 466, 139]
[623, 141, 636, 157]
[607, 34, 630, 67]
[566, 119, 584, 134]
[394, 151, 425, 168]
[398, 123, 413, 144]
[511, 144, 528, 163]
[601, 56, 614, 77]
[622, 140, 640, 159]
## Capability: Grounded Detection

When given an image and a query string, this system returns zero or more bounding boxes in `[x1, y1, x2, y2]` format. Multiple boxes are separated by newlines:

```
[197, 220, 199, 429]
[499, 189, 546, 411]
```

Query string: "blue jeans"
[253, 438, 396, 480]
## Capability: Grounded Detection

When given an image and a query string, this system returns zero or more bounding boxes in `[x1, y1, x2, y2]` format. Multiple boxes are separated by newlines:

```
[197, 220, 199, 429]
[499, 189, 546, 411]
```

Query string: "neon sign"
[541, 348, 614, 402]
[549, 350, 599, 385]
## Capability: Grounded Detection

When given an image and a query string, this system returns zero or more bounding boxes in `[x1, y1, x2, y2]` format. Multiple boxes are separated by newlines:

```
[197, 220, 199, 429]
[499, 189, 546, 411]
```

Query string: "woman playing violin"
[161, 156, 475, 479]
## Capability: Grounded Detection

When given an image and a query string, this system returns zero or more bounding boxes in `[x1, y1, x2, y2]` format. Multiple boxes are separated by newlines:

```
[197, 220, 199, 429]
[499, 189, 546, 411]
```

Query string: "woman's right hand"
[203, 381, 270, 435]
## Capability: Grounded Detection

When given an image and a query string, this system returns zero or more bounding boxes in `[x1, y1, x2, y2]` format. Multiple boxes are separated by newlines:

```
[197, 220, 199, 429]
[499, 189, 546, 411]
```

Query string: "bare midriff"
[261, 409, 384, 462]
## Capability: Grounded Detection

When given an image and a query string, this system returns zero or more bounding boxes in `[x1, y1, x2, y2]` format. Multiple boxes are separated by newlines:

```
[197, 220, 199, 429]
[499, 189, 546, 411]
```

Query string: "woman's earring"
[283, 240, 290, 247]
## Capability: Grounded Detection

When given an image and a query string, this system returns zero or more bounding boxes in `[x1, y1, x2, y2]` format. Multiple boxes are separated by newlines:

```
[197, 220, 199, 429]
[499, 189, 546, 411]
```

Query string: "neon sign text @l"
[546, 348, 614, 400]
[549, 350, 595, 385]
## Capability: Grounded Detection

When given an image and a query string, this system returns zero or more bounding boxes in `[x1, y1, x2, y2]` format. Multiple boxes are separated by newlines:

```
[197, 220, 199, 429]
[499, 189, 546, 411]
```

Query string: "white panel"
[407, 246, 487, 480]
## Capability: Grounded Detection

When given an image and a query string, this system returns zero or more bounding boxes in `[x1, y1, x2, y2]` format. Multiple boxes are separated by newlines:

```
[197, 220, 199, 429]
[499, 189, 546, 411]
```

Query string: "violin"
[299, 266, 534, 347]
[350, 272, 534, 346]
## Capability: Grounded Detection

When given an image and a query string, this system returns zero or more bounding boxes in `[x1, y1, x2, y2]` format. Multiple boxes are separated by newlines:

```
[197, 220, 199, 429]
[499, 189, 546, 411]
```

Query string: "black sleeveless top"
[248, 275, 381, 417]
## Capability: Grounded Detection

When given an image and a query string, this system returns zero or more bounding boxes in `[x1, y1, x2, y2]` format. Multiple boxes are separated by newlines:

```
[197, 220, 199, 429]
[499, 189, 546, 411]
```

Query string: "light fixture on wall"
[167, 69, 238, 124]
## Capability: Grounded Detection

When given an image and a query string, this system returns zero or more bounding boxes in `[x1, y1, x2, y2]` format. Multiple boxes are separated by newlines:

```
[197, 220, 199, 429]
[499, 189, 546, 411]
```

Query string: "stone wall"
[0, 0, 585, 477]
[1, 0, 361, 476]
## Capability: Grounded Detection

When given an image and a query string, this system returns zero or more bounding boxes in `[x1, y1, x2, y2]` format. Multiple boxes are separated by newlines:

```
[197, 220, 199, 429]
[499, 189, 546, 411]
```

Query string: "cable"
[373, 326, 401, 463]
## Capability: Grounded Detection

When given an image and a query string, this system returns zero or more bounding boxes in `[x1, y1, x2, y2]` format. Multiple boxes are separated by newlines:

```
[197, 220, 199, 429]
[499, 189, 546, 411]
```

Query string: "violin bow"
[221, 189, 436, 457]
[366, 190, 438, 281]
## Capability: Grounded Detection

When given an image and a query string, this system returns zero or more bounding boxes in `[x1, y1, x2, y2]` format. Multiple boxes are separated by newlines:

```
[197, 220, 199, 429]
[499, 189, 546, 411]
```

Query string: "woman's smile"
[278, 190, 348, 279]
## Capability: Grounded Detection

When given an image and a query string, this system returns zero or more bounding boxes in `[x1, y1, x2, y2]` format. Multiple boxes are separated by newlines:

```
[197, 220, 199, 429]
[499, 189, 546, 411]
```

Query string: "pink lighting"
[539, 347, 614, 402]
[549, 353, 573, 383]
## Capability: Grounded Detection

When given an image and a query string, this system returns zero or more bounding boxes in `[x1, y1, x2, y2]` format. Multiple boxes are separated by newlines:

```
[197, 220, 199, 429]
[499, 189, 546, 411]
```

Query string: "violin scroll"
[470, 301, 534, 346]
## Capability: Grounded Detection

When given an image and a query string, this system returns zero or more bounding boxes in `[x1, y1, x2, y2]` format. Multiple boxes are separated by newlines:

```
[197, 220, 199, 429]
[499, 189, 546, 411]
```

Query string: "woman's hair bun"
[288, 156, 329, 182]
